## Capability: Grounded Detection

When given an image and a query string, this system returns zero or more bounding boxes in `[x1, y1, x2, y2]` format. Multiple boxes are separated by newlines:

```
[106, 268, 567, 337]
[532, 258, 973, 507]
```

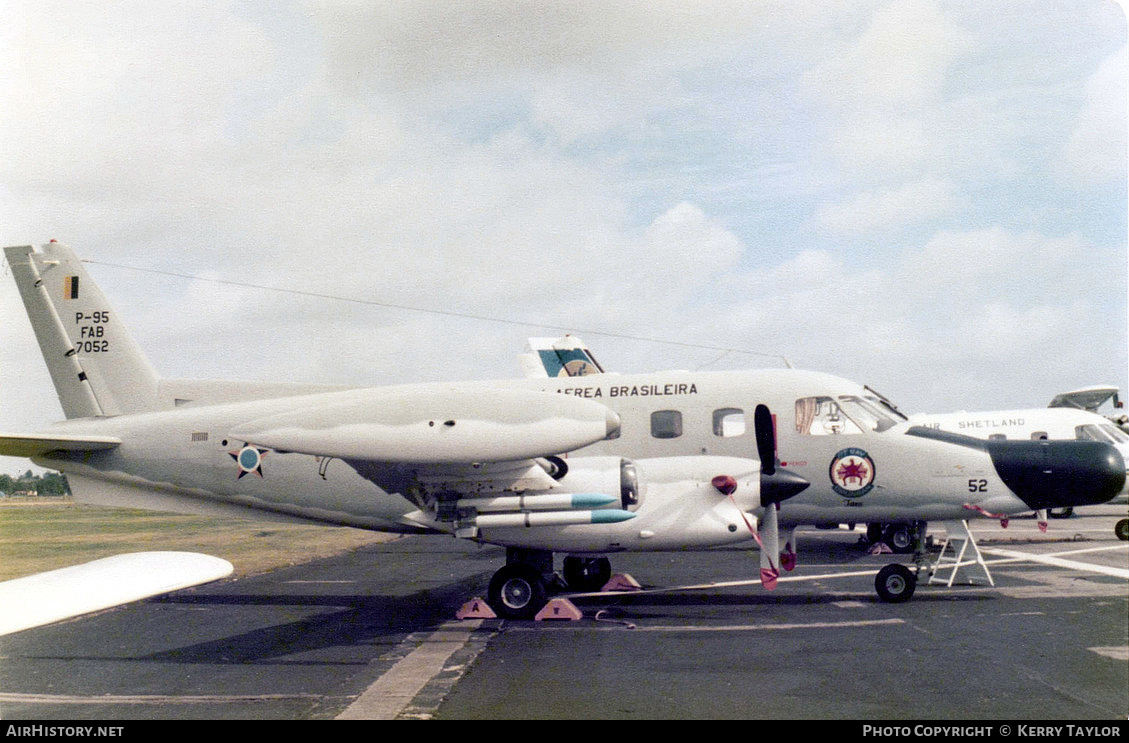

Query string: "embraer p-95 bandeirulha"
[1, 242, 1123, 620]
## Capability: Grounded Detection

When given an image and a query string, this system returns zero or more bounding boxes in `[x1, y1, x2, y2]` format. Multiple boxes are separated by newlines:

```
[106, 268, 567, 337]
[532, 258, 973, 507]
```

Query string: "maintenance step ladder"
[928, 520, 994, 587]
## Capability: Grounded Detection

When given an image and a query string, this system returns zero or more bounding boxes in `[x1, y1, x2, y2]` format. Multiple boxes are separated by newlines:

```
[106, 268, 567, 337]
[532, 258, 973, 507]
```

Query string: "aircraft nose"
[987, 439, 1126, 509]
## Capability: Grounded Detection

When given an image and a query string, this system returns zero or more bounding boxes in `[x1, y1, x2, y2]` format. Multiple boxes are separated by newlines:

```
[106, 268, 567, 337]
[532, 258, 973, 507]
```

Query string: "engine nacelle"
[547, 456, 643, 511]
[473, 455, 763, 552]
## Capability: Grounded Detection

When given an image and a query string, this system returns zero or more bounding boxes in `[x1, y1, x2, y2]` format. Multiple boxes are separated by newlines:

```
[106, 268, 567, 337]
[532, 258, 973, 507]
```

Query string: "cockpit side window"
[795, 396, 863, 435]
[795, 395, 898, 435]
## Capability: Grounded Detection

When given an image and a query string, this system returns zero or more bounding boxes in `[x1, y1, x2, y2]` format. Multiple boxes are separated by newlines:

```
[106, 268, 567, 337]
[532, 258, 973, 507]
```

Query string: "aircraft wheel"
[1048, 507, 1074, 519]
[563, 556, 611, 592]
[488, 564, 548, 620]
[884, 525, 915, 554]
[866, 523, 884, 543]
[1115, 518, 1129, 542]
[875, 564, 916, 603]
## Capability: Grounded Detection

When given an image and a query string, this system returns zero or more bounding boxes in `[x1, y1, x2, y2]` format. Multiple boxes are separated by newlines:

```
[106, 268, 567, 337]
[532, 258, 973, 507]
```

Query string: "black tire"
[866, 523, 884, 543]
[488, 564, 548, 620]
[1115, 518, 1129, 542]
[884, 525, 915, 554]
[875, 563, 916, 603]
[563, 556, 611, 592]
[1048, 507, 1074, 519]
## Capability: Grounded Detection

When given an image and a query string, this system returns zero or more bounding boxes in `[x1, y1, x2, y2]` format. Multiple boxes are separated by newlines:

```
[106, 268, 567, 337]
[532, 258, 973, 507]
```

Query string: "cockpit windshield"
[796, 395, 901, 435]
[1076, 423, 1129, 445]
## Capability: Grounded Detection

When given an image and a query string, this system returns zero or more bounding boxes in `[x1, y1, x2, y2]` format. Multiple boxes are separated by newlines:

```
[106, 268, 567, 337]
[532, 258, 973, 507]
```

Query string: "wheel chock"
[535, 598, 583, 621]
[868, 542, 892, 555]
[456, 597, 497, 619]
[602, 573, 642, 592]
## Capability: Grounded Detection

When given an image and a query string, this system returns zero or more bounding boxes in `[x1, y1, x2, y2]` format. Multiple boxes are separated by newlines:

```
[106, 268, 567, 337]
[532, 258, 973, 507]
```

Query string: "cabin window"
[988, 433, 1007, 441]
[1031, 431, 1048, 441]
[712, 408, 746, 437]
[651, 410, 683, 439]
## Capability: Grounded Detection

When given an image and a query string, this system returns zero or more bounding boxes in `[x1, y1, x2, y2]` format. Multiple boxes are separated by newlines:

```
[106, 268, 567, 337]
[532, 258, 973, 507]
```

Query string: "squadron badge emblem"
[829, 448, 875, 497]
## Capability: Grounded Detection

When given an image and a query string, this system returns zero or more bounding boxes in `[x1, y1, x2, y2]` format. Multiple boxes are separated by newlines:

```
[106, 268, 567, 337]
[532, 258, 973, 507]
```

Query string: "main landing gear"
[865, 522, 917, 554]
[486, 548, 613, 619]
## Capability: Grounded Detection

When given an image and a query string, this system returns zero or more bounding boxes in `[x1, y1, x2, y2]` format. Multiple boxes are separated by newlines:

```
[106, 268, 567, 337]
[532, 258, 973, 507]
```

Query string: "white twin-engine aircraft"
[1, 243, 1124, 623]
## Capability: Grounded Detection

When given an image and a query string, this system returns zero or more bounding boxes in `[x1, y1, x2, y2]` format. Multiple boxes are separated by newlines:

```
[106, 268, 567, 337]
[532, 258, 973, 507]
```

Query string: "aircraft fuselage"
[36, 368, 1124, 554]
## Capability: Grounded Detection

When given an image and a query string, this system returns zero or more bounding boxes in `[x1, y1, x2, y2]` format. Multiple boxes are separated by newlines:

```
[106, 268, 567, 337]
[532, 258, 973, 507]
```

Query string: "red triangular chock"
[781, 550, 797, 572]
[535, 598, 583, 621]
[456, 597, 497, 619]
[868, 542, 893, 555]
[601, 573, 642, 592]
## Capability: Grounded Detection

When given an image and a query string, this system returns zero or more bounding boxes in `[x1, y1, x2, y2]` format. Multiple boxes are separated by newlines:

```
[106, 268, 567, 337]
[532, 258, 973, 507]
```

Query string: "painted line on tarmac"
[336, 620, 483, 720]
[511, 618, 906, 633]
[981, 545, 1129, 579]
[0, 692, 322, 705]
[1089, 646, 1129, 661]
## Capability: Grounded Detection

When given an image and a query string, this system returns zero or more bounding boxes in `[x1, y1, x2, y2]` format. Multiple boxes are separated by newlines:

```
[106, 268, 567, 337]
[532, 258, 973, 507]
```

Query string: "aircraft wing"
[0, 552, 233, 636]
[0, 432, 122, 458]
[1048, 386, 1121, 412]
[229, 386, 619, 464]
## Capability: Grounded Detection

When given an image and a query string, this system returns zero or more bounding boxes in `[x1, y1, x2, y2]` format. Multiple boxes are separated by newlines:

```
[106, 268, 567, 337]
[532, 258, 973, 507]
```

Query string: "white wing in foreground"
[0, 552, 233, 636]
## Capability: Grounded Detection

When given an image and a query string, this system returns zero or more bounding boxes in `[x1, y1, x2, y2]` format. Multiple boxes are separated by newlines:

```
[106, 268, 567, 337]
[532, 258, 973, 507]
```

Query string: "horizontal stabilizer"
[0, 552, 233, 636]
[0, 432, 121, 458]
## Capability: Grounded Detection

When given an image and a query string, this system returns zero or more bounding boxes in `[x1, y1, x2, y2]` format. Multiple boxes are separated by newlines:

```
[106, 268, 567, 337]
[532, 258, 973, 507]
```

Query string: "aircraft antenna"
[83, 259, 794, 367]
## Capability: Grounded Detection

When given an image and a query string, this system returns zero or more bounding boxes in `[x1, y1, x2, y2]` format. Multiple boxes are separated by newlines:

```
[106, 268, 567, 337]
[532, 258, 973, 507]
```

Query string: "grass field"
[0, 497, 395, 581]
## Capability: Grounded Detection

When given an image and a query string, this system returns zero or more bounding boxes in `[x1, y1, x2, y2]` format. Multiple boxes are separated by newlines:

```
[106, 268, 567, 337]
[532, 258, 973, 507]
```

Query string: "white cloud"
[1059, 44, 1128, 186]
[0, 1, 1123, 432]
[814, 178, 958, 236]
[800, 0, 969, 175]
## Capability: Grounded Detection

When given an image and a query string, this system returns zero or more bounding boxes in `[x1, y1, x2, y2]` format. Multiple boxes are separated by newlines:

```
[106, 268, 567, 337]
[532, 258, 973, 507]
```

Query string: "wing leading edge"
[0, 552, 233, 636]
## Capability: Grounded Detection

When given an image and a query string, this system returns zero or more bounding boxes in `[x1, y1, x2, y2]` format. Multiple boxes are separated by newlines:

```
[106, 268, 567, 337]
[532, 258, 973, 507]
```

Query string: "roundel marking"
[230, 444, 268, 479]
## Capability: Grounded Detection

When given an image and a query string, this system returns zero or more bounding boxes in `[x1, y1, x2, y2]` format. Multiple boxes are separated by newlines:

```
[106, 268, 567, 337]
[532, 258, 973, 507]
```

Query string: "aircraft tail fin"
[518, 335, 605, 378]
[4, 242, 161, 418]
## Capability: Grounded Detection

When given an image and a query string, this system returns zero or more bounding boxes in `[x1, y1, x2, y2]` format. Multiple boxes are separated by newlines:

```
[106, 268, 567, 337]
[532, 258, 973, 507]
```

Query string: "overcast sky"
[1, 1, 1125, 468]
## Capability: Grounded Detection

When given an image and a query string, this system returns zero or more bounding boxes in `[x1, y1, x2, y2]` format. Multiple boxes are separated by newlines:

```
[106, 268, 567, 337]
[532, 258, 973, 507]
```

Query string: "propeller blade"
[754, 404, 776, 477]
[759, 502, 780, 590]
